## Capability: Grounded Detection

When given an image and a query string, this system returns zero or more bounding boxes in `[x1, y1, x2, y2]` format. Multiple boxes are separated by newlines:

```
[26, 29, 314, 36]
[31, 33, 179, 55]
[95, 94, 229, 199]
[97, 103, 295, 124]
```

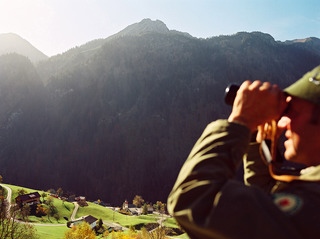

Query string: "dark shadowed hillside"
[0, 54, 47, 186]
[0, 19, 320, 205]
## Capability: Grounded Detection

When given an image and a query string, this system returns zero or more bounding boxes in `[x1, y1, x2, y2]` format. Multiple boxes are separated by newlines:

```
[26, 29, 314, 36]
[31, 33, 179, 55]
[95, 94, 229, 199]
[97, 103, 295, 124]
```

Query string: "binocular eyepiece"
[224, 84, 240, 106]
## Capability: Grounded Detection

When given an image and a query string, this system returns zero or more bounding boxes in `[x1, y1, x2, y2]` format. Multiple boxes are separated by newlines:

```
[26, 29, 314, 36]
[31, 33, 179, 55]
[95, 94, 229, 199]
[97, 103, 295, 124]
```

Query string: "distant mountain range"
[0, 19, 319, 205]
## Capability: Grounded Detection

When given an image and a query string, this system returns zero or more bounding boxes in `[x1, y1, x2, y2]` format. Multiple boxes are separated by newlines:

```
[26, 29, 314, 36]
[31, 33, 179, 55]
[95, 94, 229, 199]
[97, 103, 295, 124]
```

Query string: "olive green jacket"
[167, 120, 320, 239]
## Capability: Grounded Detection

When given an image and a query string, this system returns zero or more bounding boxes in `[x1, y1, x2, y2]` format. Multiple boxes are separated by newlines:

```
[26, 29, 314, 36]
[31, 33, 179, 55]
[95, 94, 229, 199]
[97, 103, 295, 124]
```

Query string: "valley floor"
[0, 183, 187, 239]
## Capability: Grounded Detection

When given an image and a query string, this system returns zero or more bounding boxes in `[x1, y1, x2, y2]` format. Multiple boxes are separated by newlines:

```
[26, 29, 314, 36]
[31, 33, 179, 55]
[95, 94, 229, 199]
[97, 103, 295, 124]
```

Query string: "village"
[1, 183, 174, 237]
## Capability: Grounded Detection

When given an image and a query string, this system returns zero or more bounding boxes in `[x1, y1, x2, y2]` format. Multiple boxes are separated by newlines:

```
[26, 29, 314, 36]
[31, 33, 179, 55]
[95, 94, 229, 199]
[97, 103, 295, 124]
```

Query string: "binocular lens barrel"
[224, 84, 240, 106]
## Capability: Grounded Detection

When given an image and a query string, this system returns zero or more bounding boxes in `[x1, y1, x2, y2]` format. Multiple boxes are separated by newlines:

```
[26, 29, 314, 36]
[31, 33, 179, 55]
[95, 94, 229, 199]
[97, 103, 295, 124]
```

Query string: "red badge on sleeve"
[273, 193, 303, 215]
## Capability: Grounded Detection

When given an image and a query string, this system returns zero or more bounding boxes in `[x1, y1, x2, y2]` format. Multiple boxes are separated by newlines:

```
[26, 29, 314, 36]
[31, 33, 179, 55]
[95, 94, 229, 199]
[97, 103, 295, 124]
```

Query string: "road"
[71, 202, 79, 221]
[1, 184, 12, 217]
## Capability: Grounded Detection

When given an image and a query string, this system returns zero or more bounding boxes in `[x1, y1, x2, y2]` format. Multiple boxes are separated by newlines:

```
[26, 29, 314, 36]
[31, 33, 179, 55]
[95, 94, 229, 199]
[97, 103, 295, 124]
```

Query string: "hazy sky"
[1, 0, 319, 56]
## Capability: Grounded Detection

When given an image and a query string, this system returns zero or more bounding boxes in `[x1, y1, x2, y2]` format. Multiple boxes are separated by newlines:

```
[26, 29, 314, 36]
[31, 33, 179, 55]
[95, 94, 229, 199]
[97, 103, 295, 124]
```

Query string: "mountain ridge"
[285, 37, 320, 55]
[2, 19, 319, 65]
[0, 33, 48, 63]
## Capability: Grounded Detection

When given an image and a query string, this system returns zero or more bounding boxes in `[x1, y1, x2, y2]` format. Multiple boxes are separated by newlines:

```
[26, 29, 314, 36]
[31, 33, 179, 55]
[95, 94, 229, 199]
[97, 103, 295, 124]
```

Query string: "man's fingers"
[260, 82, 272, 90]
[256, 125, 264, 143]
[248, 80, 262, 90]
[239, 80, 251, 91]
[271, 84, 280, 91]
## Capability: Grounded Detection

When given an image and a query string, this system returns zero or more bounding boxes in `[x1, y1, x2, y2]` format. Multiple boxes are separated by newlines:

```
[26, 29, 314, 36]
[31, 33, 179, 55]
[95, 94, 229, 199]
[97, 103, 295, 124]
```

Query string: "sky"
[0, 0, 319, 56]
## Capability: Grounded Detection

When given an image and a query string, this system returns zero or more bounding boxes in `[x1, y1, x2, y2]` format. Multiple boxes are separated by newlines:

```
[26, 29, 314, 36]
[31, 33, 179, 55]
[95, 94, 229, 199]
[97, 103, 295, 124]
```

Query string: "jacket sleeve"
[167, 120, 301, 239]
[243, 142, 276, 192]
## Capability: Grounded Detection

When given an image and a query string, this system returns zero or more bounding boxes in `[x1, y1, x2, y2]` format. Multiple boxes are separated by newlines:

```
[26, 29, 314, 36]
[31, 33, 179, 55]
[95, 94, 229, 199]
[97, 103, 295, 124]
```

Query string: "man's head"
[227, 65, 320, 166]
[278, 66, 320, 166]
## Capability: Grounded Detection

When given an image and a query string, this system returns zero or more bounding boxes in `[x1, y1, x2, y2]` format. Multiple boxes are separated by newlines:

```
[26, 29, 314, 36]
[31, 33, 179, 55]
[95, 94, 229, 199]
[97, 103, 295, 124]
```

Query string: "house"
[147, 206, 154, 214]
[75, 196, 88, 206]
[127, 204, 142, 215]
[71, 215, 98, 228]
[75, 196, 86, 202]
[128, 204, 136, 209]
[15, 192, 41, 207]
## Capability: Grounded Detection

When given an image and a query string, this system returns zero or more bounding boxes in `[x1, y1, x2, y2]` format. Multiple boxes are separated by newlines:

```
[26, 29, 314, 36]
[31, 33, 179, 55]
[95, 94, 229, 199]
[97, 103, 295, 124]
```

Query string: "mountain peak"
[114, 18, 170, 37]
[0, 33, 48, 64]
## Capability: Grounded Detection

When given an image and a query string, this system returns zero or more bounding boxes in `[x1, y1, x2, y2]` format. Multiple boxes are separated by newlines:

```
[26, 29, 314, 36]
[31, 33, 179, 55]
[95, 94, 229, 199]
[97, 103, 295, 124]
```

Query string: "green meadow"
[2, 184, 185, 238]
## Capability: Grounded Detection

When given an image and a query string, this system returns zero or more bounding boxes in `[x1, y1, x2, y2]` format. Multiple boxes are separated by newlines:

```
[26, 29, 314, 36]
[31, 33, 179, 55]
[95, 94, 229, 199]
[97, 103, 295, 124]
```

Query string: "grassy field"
[34, 225, 67, 239]
[2, 183, 186, 238]
[4, 184, 75, 224]
[163, 217, 179, 228]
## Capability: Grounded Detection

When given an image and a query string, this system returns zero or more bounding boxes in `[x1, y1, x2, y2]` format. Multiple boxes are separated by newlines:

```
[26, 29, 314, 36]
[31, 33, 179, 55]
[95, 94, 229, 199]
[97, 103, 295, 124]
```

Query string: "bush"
[119, 209, 132, 215]
[64, 222, 96, 239]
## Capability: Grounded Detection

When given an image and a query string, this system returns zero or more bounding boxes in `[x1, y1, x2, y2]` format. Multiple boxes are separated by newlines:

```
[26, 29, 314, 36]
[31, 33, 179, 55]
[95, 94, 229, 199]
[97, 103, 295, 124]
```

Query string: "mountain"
[0, 54, 47, 189]
[0, 33, 48, 64]
[109, 18, 193, 39]
[285, 37, 320, 56]
[37, 18, 192, 84]
[115, 18, 170, 36]
[0, 20, 320, 205]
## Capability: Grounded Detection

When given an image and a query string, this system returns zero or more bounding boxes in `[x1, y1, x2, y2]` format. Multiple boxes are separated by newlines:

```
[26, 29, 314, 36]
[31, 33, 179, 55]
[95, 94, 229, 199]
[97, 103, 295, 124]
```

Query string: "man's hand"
[228, 80, 287, 132]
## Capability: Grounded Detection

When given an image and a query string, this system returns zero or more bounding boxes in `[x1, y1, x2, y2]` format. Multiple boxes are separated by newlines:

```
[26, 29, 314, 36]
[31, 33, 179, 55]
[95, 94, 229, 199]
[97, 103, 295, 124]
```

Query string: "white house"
[72, 215, 98, 228]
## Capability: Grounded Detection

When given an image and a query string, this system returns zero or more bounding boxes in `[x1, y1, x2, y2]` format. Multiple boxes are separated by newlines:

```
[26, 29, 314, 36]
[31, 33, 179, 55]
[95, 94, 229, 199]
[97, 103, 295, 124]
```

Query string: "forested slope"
[1, 19, 320, 204]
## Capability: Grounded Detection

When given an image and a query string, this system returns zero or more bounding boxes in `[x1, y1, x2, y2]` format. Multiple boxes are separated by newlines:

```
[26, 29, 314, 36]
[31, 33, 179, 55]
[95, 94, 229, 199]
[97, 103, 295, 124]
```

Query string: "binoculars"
[224, 83, 306, 177]
[224, 84, 240, 106]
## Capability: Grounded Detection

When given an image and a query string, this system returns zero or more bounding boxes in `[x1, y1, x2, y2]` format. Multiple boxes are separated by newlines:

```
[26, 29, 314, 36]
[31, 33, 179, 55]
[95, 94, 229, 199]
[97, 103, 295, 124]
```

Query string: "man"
[167, 65, 320, 239]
